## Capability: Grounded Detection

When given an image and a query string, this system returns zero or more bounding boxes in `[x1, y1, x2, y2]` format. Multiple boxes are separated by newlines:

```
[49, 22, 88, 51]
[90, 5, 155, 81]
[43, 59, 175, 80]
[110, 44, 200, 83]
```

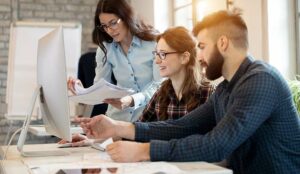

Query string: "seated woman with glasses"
[68, 0, 162, 122]
[139, 26, 215, 122]
[59, 26, 214, 147]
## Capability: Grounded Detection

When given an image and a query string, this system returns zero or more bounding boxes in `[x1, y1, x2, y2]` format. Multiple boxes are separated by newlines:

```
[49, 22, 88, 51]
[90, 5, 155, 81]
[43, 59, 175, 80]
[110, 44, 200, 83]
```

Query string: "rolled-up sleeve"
[131, 61, 163, 110]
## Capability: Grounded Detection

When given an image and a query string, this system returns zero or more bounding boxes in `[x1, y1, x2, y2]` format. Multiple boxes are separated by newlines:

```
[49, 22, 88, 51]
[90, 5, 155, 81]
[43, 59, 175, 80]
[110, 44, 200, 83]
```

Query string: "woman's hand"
[67, 77, 83, 95]
[58, 133, 93, 147]
[106, 141, 150, 162]
[103, 98, 122, 110]
[104, 95, 134, 110]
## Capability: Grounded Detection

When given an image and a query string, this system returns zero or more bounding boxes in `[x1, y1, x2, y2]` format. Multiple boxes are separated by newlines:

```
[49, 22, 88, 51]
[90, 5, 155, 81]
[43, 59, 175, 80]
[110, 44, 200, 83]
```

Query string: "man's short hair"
[193, 9, 248, 50]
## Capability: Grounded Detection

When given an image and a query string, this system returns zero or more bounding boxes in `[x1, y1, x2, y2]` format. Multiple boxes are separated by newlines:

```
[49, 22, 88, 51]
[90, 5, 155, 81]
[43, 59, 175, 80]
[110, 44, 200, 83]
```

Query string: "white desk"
[28, 126, 83, 136]
[0, 144, 232, 174]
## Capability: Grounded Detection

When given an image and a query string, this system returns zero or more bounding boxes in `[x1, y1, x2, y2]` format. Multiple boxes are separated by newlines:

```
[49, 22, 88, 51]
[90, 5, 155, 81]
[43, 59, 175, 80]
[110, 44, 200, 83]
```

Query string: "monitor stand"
[17, 85, 70, 157]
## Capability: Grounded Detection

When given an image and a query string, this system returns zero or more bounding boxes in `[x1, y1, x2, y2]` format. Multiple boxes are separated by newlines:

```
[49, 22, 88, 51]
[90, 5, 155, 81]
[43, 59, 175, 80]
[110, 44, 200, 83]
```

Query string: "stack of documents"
[69, 79, 134, 105]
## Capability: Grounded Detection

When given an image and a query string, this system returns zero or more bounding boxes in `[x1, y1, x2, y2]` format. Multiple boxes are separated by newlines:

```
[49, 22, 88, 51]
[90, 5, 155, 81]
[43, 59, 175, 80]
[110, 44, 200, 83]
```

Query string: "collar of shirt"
[219, 56, 254, 92]
[168, 85, 181, 103]
[112, 35, 142, 49]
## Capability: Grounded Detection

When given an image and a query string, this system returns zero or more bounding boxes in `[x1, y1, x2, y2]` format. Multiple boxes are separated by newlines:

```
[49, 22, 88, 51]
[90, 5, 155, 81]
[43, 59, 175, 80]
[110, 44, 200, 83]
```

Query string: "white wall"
[131, 0, 297, 79]
[130, 0, 155, 26]
[234, 0, 265, 60]
[267, 0, 297, 79]
[131, 0, 266, 61]
[197, 0, 227, 20]
[154, 0, 172, 32]
[131, 0, 171, 33]
[228, 0, 297, 79]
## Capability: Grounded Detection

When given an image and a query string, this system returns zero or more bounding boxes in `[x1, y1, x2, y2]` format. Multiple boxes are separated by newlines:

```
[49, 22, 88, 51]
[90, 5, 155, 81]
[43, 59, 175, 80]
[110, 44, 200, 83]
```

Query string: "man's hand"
[106, 141, 150, 162]
[74, 115, 136, 140]
[74, 115, 117, 139]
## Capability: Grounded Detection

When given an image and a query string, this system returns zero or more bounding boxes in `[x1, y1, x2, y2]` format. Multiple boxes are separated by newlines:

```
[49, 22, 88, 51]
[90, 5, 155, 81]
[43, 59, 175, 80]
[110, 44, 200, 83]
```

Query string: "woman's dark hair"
[94, 0, 158, 64]
[155, 27, 201, 120]
[92, 27, 98, 45]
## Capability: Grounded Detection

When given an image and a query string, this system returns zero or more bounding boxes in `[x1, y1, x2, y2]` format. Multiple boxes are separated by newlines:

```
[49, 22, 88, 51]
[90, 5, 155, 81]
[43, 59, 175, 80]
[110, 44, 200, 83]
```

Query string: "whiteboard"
[6, 21, 82, 119]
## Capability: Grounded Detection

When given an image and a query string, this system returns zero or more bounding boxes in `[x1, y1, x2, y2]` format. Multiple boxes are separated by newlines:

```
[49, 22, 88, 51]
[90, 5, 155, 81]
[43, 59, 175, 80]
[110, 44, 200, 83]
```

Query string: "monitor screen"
[37, 26, 72, 142]
[16, 26, 72, 157]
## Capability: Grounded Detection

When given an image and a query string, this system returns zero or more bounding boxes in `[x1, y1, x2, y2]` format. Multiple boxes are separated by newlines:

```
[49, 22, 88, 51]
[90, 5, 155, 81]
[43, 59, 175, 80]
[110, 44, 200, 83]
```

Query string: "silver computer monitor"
[37, 26, 71, 141]
[17, 26, 71, 156]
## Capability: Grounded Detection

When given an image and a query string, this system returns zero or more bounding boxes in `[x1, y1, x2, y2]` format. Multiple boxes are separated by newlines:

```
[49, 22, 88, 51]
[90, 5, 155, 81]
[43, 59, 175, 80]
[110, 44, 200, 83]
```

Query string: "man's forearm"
[116, 121, 135, 140]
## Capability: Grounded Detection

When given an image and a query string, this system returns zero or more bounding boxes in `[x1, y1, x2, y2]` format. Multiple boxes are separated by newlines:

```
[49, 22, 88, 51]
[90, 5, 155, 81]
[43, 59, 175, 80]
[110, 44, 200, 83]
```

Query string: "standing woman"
[140, 26, 214, 122]
[69, 0, 161, 122]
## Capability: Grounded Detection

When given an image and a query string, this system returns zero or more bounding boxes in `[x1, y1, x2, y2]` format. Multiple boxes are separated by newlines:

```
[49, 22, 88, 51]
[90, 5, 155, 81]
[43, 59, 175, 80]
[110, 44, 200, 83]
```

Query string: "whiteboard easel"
[6, 21, 82, 120]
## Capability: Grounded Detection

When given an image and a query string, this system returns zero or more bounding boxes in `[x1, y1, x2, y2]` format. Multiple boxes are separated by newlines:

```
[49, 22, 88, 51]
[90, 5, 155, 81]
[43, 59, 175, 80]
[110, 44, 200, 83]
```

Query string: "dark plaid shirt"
[134, 56, 300, 174]
[139, 84, 215, 122]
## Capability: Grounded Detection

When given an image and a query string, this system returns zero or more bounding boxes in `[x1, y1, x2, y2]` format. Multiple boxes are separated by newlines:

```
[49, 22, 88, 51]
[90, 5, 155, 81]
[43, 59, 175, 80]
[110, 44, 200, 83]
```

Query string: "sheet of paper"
[98, 137, 113, 149]
[83, 152, 113, 162]
[28, 161, 182, 174]
[69, 79, 134, 105]
[121, 162, 182, 174]
[91, 138, 113, 151]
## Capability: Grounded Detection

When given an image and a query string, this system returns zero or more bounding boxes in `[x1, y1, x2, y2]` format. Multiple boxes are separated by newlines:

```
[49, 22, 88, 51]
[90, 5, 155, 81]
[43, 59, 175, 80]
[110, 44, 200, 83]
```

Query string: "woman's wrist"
[120, 96, 134, 109]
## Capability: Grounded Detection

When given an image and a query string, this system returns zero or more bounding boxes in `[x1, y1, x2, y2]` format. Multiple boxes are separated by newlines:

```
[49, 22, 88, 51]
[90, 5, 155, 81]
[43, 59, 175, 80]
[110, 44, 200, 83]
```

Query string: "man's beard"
[205, 45, 224, 80]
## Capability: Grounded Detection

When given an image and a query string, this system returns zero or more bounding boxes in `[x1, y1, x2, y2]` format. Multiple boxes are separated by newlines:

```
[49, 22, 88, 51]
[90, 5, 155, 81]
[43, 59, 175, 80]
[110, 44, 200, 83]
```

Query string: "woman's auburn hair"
[155, 27, 204, 120]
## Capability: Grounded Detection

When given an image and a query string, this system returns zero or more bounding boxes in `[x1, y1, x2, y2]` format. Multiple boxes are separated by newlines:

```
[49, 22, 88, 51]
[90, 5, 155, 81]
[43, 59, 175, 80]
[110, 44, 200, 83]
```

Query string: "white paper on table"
[83, 138, 114, 162]
[22, 155, 83, 168]
[28, 162, 182, 174]
[121, 162, 182, 174]
[91, 138, 113, 151]
[83, 152, 113, 162]
[69, 79, 134, 105]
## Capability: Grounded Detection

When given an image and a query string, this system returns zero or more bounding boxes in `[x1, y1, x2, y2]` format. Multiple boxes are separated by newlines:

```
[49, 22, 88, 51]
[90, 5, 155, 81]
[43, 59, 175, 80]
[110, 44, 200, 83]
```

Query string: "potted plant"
[288, 75, 300, 116]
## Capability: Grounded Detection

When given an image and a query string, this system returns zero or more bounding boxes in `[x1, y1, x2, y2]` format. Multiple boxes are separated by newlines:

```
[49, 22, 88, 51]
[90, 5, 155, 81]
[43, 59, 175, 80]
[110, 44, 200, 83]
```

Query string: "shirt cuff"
[134, 122, 150, 142]
[131, 92, 146, 110]
[150, 140, 170, 161]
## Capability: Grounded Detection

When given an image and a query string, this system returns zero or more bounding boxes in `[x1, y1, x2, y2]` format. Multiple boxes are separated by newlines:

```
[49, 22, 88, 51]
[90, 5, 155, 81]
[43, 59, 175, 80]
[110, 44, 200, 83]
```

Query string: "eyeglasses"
[97, 18, 121, 32]
[152, 51, 180, 60]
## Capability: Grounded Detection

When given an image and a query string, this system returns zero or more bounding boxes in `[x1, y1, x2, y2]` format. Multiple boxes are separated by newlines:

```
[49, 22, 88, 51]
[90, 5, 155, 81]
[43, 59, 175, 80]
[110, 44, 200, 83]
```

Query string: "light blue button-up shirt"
[95, 36, 162, 122]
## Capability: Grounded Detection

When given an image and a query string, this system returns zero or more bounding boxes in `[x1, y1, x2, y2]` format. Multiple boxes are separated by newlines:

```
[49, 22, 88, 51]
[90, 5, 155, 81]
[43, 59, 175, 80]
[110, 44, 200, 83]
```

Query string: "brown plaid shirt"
[139, 84, 215, 122]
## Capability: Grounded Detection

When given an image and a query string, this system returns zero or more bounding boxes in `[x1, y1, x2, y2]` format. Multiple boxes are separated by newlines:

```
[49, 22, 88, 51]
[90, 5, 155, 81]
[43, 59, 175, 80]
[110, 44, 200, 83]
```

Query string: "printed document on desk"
[69, 79, 134, 105]
[29, 162, 182, 174]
